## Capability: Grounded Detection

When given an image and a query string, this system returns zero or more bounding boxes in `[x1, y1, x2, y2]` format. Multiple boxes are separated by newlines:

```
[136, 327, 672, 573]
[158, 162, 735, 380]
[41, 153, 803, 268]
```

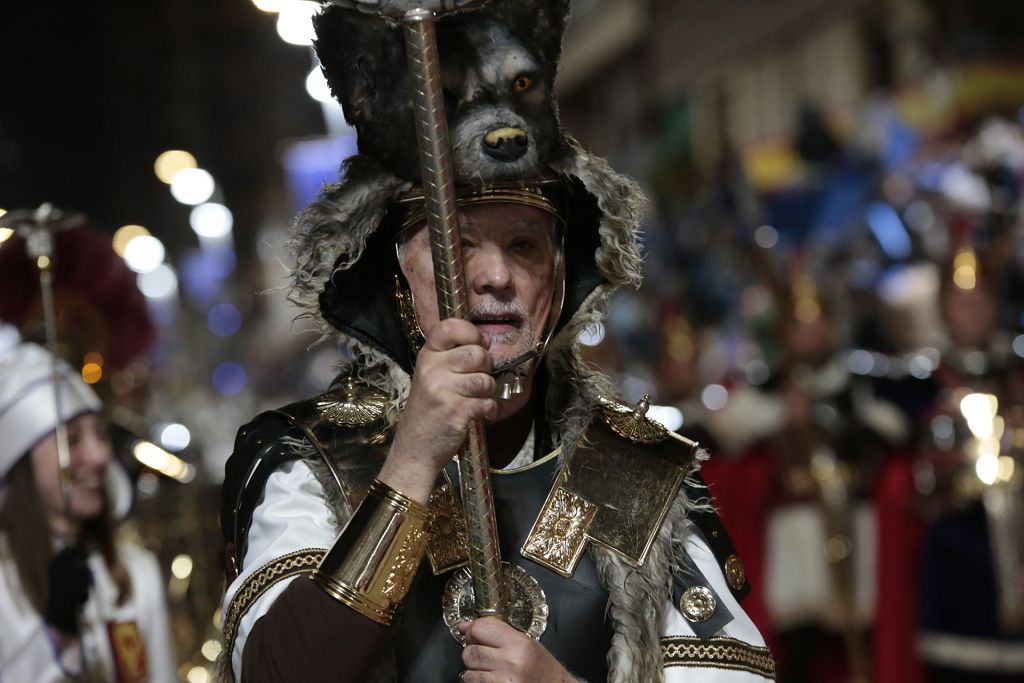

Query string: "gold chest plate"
[521, 399, 698, 577]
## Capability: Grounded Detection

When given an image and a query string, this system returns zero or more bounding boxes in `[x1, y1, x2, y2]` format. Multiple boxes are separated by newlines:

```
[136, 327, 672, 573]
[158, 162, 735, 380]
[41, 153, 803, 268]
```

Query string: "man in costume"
[218, 2, 772, 681]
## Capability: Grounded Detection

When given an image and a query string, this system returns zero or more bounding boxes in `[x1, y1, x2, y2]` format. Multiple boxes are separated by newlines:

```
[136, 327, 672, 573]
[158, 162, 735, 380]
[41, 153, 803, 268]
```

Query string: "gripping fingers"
[463, 617, 514, 646]
[474, 398, 499, 422]
[462, 644, 496, 671]
[456, 372, 496, 399]
[447, 344, 492, 374]
[427, 319, 489, 351]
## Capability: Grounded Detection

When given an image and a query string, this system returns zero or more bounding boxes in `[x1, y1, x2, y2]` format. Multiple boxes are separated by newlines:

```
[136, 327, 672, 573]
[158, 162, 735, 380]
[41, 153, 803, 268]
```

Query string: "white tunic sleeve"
[661, 520, 774, 682]
[222, 459, 336, 680]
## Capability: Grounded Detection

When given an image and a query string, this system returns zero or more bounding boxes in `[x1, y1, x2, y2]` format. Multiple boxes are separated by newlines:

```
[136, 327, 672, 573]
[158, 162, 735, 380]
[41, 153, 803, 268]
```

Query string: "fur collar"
[281, 137, 644, 446]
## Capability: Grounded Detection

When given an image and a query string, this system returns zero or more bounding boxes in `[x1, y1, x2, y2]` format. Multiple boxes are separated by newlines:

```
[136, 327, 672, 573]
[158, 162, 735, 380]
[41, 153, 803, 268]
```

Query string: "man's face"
[398, 202, 560, 367]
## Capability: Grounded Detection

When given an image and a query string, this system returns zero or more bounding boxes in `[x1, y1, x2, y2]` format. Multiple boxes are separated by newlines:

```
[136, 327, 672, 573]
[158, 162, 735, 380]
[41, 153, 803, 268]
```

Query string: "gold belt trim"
[661, 635, 776, 679]
[222, 548, 327, 654]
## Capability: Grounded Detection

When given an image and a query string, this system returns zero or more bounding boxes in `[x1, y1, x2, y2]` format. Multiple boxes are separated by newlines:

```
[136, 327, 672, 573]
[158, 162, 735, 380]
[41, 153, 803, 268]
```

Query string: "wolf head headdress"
[314, 0, 567, 183]
[288, 0, 644, 425]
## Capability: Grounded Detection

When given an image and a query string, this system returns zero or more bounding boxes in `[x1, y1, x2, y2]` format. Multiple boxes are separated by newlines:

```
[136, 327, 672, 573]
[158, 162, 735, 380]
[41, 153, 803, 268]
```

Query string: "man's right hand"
[377, 319, 497, 503]
[459, 618, 578, 682]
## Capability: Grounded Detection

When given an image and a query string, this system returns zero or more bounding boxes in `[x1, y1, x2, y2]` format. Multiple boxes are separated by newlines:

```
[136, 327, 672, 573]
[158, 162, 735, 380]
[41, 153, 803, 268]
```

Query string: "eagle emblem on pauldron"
[599, 396, 670, 444]
[316, 379, 390, 427]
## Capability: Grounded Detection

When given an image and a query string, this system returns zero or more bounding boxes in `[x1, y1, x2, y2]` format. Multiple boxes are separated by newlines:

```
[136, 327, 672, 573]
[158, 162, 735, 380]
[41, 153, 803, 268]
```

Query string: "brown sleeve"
[241, 577, 389, 683]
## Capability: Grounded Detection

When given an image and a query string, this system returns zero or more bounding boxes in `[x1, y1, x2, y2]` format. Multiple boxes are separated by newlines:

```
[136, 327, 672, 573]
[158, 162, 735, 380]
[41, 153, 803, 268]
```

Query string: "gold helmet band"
[394, 179, 564, 234]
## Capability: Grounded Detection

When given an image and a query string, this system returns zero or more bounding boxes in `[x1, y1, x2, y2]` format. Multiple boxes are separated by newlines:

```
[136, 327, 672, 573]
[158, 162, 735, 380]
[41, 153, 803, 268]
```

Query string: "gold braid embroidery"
[222, 548, 327, 654]
[661, 636, 776, 679]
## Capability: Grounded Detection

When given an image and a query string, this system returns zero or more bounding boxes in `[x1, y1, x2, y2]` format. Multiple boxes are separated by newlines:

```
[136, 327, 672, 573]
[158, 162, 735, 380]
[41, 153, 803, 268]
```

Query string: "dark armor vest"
[395, 454, 613, 682]
[219, 384, 754, 680]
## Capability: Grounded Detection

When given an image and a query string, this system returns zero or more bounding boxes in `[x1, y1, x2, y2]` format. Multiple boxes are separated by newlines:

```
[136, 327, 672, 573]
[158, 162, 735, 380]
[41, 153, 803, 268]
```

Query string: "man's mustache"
[469, 299, 528, 324]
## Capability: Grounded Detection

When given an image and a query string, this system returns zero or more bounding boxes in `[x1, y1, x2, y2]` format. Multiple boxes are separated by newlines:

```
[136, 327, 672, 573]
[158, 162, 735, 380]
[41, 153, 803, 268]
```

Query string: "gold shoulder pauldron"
[271, 377, 394, 509]
[522, 399, 699, 578]
[273, 376, 393, 446]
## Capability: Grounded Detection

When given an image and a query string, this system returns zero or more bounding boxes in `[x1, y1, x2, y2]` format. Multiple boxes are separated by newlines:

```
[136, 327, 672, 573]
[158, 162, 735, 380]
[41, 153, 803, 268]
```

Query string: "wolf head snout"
[483, 127, 529, 162]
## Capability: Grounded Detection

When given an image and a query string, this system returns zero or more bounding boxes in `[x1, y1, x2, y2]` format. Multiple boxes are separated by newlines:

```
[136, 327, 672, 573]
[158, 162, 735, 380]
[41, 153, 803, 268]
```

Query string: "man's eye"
[511, 239, 539, 251]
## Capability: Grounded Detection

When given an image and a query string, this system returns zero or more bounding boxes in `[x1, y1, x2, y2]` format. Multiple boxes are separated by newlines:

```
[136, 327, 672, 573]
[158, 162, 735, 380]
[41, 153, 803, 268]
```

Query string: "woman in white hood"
[0, 326, 176, 683]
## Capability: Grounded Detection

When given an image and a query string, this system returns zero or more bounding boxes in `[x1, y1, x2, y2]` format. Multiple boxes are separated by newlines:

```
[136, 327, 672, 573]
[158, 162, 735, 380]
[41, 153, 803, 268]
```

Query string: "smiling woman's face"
[30, 412, 111, 534]
[398, 202, 560, 367]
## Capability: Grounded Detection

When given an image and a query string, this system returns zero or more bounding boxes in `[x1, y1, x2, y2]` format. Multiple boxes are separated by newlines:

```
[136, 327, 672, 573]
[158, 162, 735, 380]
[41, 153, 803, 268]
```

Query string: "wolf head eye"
[512, 74, 534, 93]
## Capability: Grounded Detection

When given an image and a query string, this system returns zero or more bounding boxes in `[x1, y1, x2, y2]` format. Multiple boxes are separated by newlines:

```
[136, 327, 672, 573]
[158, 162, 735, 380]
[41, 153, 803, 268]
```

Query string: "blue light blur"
[208, 303, 242, 337]
[181, 246, 237, 307]
[212, 362, 247, 396]
[181, 249, 218, 306]
[282, 135, 359, 212]
[915, 161, 948, 193]
[866, 202, 912, 261]
[202, 245, 236, 279]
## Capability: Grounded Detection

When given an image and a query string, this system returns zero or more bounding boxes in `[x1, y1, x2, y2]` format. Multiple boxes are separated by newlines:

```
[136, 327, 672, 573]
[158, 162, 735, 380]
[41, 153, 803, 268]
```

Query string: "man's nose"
[468, 245, 513, 293]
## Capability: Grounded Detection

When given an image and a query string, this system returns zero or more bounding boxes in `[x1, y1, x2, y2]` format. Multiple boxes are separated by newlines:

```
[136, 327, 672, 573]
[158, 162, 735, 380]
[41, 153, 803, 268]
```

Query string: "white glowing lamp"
[170, 168, 216, 206]
[960, 393, 998, 438]
[123, 235, 166, 274]
[276, 1, 318, 46]
[305, 65, 334, 104]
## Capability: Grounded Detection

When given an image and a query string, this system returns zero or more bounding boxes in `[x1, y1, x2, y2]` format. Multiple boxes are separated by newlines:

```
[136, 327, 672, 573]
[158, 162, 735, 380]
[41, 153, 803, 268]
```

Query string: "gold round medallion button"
[680, 586, 716, 622]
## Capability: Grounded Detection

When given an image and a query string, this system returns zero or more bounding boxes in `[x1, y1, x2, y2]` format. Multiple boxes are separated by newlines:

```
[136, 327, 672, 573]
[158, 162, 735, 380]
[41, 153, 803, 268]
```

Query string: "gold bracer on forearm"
[310, 480, 431, 625]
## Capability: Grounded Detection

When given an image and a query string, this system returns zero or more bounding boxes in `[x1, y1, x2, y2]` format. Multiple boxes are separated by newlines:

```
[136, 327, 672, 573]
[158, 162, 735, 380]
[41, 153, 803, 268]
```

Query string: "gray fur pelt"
[285, 155, 409, 330]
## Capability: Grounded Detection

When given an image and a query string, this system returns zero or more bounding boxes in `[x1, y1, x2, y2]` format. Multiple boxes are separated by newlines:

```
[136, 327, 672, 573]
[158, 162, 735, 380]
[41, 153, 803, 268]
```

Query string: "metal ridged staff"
[401, 7, 507, 620]
[4, 204, 78, 541]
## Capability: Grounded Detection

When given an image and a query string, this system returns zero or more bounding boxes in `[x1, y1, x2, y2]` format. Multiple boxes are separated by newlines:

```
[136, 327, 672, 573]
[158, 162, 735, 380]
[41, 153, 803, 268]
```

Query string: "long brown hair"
[0, 455, 131, 613]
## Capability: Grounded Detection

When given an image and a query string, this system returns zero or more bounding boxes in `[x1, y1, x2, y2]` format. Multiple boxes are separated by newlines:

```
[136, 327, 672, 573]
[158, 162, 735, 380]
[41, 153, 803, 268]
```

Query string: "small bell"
[511, 374, 524, 395]
[499, 379, 513, 400]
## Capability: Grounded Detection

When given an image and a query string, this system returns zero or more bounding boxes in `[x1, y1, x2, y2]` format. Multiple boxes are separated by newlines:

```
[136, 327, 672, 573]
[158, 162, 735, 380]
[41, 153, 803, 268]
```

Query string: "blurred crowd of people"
[585, 103, 1024, 682]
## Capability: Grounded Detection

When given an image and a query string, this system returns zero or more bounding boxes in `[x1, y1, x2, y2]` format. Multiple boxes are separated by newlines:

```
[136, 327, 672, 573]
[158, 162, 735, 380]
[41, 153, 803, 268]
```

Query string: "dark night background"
[0, 1, 322, 259]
